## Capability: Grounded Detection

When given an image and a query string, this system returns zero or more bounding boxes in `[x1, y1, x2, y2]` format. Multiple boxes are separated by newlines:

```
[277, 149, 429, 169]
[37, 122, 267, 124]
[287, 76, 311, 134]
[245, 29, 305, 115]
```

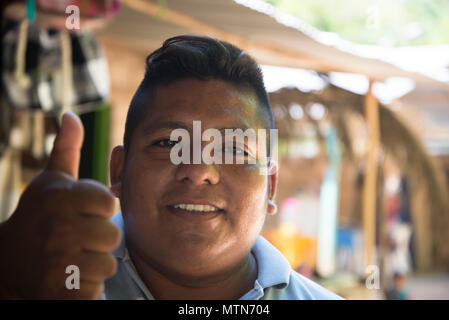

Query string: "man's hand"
[0, 112, 121, 299]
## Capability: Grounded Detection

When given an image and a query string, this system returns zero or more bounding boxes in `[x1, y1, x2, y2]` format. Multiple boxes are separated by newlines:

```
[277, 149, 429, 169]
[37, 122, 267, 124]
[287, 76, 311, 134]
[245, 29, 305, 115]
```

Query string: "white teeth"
[173, 204, 219, 212]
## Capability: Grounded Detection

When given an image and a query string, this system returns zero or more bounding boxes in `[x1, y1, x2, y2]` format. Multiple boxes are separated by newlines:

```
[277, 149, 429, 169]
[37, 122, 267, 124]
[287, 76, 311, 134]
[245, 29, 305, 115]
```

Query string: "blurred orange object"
[263, 226, 317, 272]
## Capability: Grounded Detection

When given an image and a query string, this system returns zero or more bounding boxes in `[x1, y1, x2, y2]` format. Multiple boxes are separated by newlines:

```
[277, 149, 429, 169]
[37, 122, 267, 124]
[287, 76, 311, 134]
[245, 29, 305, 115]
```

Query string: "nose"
[175, 163, 220, 185]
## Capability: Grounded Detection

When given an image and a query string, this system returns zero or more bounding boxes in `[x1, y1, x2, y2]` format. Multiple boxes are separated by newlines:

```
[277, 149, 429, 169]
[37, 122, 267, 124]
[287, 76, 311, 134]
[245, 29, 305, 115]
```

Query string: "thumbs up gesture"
[0, 112, 121, 299]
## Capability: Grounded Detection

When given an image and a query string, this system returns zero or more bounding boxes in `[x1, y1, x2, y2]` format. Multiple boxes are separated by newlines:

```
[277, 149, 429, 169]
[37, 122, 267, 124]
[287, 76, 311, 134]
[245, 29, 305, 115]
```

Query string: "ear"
[267, 160, 279, 215]
[110, 145, 125, 198]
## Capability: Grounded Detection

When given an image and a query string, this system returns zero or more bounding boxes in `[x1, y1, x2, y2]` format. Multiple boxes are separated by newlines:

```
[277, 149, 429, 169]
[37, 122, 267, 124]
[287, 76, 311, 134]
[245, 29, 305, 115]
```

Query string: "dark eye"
[235, 147, 248, 156]
[153, 139, 178, 148]
[224, 145, 249, 156]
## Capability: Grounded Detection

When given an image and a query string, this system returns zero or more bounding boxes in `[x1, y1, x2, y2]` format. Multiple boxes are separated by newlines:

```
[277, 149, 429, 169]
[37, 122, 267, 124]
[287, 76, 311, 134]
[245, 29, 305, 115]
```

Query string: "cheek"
[121, 156, 174, 210]
[236, 165, 268, 197]
[223, 165, 268, 224]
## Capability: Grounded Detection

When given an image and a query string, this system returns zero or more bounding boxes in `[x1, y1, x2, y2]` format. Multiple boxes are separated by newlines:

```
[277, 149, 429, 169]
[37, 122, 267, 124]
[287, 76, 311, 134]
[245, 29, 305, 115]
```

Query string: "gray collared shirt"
[103, 213, 342, 300]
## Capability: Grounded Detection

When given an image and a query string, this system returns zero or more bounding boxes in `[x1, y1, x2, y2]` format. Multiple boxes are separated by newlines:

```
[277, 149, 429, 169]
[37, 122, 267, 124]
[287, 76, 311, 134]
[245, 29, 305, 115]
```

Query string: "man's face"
[110, 79, 277, 279]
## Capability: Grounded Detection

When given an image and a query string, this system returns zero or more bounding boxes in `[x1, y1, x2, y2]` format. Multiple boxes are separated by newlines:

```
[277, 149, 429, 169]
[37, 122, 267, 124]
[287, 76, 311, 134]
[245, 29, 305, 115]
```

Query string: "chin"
[171, 232, 219, 254]
[168, 235, 226, 261]
[164, 254, 232, 283]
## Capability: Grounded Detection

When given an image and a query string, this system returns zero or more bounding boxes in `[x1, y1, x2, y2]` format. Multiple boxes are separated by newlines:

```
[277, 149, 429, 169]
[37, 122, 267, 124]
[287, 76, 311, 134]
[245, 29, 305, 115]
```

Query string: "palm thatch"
[269, 84, 449, 271]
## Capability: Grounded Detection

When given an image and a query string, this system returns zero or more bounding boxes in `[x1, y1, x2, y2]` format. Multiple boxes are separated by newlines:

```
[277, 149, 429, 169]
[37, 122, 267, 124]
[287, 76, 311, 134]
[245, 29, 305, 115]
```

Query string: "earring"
[268, 199, 277, 215]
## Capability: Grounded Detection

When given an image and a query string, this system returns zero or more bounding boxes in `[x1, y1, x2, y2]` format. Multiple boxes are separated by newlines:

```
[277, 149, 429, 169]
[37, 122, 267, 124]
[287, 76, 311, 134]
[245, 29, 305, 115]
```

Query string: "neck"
[127, 245, 258, 300]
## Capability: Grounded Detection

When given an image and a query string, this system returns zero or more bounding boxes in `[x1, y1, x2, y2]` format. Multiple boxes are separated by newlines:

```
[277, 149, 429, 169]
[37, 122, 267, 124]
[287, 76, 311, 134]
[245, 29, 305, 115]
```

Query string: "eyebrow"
[141, 121, 252, 136]
[141, 121, 190, 136]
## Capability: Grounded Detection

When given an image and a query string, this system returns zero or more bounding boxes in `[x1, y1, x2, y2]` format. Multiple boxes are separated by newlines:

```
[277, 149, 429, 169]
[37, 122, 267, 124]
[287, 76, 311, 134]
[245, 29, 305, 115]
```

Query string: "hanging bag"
[1, 19, 110, 114]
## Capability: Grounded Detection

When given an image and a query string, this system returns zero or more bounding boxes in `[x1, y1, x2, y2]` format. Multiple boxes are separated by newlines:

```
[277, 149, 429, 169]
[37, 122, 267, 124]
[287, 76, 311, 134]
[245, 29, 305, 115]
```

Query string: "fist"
[0, 112, 121, 299]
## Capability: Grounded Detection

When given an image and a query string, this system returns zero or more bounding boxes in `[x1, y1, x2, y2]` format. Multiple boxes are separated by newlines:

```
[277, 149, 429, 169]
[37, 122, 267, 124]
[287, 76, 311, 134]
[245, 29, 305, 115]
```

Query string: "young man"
[0, 35, 341, 300]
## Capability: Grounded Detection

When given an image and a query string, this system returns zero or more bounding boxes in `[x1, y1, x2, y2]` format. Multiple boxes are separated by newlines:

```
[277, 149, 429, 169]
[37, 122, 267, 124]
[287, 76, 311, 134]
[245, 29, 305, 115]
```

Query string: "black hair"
[123, 35, 274, 155]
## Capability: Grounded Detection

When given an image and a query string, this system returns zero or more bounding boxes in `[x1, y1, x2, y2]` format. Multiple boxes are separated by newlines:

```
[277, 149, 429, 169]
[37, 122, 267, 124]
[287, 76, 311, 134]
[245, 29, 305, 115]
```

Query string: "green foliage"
[262, 0, 449, 46]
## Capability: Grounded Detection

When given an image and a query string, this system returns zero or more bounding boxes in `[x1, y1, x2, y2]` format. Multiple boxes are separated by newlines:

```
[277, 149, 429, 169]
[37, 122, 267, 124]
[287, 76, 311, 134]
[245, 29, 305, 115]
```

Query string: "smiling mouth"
[172, 203, 222, 213]
[167, 203, 224, 221]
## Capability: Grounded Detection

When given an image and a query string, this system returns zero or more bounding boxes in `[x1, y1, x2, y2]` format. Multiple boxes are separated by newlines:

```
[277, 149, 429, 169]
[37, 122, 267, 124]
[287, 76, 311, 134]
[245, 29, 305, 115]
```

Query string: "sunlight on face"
[117, 79, 276, 278]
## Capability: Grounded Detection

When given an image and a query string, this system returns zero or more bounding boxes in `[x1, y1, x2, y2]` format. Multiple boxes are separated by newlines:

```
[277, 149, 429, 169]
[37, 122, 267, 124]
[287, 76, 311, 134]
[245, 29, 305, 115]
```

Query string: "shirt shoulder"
[252, 236, 343, 300]
[263, 271, 343, 300]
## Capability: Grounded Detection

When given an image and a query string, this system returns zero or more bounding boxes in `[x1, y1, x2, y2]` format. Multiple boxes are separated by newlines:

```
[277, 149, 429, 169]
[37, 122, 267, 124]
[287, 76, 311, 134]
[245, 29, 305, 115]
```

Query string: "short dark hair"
[123, 35, 274, 155]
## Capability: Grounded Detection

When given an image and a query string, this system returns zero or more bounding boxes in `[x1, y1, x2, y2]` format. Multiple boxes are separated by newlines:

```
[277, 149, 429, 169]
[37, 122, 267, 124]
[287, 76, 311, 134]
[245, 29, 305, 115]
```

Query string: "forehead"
[140, 79, 265, 130]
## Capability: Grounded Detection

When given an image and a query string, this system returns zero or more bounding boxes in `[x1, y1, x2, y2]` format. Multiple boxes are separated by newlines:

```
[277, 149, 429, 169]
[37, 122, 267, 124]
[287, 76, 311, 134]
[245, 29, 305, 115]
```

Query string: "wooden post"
[363, 79, 380, 269]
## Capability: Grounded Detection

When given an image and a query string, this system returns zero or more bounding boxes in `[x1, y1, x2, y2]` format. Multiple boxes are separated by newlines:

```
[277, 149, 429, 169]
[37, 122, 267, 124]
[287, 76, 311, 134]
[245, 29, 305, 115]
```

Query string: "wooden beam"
[120, 0, 335, 72]
[120, 0, 447, 84]
[362, 79, 380, 269]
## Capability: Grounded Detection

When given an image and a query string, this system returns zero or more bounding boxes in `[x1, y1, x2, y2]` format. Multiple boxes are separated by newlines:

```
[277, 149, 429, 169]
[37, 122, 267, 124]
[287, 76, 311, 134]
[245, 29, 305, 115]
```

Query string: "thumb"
[46, 112, 84, 179]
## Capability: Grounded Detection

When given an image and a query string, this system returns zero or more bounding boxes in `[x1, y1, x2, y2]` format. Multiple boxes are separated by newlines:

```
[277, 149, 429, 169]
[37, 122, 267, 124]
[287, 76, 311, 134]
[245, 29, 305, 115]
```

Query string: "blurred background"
[1, 0, 448, 299]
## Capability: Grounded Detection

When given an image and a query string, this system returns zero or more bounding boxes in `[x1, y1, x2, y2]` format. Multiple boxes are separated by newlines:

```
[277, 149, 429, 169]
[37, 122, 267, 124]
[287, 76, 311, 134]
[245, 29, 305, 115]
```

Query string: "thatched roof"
[93, 0, 448, 87]
[269, 85, 449, 269]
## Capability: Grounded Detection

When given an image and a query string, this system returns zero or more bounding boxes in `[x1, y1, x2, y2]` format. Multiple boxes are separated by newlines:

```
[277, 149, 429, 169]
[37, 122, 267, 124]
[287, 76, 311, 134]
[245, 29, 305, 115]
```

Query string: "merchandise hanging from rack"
[0, 0, 117, 220]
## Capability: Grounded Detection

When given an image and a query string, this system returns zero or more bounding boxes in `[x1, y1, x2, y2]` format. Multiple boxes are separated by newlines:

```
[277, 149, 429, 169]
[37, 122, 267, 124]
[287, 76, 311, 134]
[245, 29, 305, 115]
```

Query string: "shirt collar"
[111, 212, 291, 290]
[250, 235, 291, 290]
